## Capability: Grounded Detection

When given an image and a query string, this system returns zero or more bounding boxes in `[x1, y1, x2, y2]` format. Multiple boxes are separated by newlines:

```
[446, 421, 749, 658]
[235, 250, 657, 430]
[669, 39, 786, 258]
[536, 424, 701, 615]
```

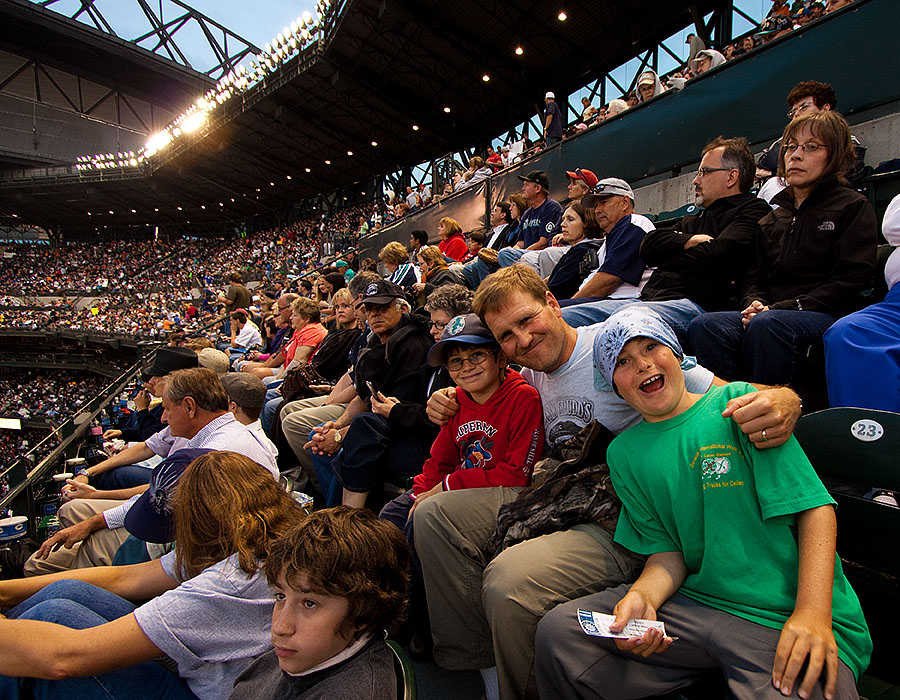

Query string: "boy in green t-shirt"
[534, 307, 871, 700]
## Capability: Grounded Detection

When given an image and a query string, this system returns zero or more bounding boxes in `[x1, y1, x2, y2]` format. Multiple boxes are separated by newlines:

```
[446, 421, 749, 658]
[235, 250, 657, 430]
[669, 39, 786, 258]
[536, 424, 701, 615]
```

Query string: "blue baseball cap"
[427, 313, 498, 367]
[124, 448, 213, 543]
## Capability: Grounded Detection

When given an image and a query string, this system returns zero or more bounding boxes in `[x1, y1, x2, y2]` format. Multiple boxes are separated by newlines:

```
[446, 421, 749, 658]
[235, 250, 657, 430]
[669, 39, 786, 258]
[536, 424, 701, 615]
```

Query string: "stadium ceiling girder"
[35, 0, 262, 79]
[0, 0, 730, 233]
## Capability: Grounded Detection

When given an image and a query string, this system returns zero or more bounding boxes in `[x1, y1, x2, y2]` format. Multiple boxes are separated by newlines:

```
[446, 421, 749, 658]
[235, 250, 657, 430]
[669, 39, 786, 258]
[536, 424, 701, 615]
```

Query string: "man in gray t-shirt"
[418, 265, 802, 700]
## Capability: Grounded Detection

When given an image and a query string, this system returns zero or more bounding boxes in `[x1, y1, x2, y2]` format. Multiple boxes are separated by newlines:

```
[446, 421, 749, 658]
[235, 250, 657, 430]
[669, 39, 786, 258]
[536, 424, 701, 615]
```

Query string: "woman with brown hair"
[437, 216, 468, 262]
[314, 272, 346, 323]
[378, 240, 417, 294]
[545, 202, 607, 300]
[0, 451, 302, 700]
[689, 110, 877, 387]
[412, 245, 463, 302]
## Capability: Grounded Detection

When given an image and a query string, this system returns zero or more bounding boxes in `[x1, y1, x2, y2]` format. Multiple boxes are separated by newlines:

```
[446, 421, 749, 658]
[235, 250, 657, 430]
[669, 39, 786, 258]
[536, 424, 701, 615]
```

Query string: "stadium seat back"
[794, 407, 900, 683]
[654, 203, 699, 228]
[387, 640, 417, 700]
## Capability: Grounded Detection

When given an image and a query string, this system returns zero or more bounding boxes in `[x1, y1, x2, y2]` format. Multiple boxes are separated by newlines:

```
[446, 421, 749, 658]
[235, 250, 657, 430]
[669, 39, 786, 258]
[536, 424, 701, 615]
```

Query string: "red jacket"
[413, 369, 544, 494]
[438, 232, 468, 262]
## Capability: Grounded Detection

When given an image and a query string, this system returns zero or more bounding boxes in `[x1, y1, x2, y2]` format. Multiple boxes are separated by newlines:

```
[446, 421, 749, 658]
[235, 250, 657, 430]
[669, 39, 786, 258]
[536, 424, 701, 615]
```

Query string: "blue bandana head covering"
[592, 306, 683, 390]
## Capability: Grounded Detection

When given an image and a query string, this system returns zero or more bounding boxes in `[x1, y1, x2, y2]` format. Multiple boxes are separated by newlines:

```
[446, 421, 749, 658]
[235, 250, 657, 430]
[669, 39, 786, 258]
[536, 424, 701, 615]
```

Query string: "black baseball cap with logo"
[356, 279, 405, 307]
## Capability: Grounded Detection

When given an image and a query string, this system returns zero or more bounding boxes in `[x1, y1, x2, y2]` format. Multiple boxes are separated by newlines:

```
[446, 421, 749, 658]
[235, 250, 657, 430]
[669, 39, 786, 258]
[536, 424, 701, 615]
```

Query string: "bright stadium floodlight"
[181, 112, 207, 133]
[302, 10, 313, 25]
[145, 131, 172, 156]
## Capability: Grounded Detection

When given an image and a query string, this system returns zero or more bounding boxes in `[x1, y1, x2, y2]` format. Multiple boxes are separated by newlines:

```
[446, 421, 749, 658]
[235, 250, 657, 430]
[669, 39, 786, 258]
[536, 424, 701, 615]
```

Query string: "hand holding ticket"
[577, 609, 674, 640]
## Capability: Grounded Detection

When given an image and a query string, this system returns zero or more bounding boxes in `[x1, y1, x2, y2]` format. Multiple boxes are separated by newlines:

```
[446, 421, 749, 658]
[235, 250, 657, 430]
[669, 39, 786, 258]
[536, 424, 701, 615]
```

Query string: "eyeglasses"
[783, 141, 825, 155]
[695, 167, 734, 178]
[429, 319, 448, 331]
[446, 349, 494, 372]
[788, 100, 815, 118]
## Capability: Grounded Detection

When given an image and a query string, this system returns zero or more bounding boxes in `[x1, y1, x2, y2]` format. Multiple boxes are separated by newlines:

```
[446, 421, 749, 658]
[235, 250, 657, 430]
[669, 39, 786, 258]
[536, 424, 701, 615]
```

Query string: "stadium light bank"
[74, 0, 331, 173]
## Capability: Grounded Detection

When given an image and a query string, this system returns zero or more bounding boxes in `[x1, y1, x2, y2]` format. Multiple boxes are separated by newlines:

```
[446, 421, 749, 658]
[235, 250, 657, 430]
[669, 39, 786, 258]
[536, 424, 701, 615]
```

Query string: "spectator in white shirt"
[229, 310, 262, 354]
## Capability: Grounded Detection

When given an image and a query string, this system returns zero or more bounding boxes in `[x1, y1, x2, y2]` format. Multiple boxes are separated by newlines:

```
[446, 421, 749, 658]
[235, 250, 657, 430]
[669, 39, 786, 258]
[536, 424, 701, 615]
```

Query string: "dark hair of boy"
[264, 507, 410, 639]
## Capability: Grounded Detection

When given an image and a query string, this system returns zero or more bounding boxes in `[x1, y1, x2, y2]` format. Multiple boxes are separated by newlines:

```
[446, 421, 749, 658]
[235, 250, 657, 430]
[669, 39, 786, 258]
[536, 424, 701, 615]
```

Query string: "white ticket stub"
[577, 609, 667, 639]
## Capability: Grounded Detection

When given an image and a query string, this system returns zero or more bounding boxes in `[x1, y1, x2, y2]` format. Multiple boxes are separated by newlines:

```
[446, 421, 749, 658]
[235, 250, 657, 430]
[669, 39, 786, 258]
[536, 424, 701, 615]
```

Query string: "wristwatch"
[75, 468, 90, 480]
[332, 429, 343, 444]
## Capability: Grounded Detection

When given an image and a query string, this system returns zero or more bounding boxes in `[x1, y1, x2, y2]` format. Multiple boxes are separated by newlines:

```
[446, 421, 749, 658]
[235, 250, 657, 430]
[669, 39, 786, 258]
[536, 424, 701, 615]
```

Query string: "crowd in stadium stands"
[0, 369, 113, 474]
[0, 201, 378, 337]
[379, 0, 859, 220]
[0, 370, 109, 422]
[1, 6, 897, 696]
[0, 427, 59, 477]
[558, 0, 856, 144]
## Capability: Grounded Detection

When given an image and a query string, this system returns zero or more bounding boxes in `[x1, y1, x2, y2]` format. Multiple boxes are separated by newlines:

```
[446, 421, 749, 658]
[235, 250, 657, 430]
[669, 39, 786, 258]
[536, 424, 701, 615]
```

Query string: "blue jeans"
[0, 580, 197, 700]
[689, 309, 837, 386]
[332, 412, 428, 495]
[461, 258, 495, 289]
[309, 426, 343, 507]
[561, 298, 705, 346]
[497, 248, 527, 267]
[92, 465, 152, 490]
[260, 394, 283, 436]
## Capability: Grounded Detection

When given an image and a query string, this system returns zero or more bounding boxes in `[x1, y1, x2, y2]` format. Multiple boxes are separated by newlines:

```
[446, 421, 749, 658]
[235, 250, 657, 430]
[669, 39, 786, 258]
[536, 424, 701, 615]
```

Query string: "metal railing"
[0, 347, 161, 536]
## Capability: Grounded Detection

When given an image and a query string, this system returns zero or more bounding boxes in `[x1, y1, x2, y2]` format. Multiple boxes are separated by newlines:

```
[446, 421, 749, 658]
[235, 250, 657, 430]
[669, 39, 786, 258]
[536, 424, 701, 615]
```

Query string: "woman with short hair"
[378, 241, 417, 294]
[412, 246, 463, 303]
[689, 110, 877, 388]
[437, 217, 468, 262]
[546, 202, 606, 300]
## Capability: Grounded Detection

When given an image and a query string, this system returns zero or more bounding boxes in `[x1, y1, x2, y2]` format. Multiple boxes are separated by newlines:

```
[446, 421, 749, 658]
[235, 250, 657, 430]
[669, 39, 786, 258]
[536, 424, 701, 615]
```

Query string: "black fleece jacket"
[741, 178, 877, 316]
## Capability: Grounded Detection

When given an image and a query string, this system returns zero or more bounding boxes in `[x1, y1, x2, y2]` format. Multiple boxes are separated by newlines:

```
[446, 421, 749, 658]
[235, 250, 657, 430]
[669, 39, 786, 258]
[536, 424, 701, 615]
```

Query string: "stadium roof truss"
[0, 0, 748, 236]
[33, 0, 261, 79]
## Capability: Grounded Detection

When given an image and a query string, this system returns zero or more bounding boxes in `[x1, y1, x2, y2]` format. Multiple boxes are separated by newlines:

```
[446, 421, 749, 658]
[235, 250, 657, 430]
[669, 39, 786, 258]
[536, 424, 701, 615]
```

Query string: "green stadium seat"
[654, 203, 700, 228]
[388, 640, 418, 700]
[794, 408, 900, 686]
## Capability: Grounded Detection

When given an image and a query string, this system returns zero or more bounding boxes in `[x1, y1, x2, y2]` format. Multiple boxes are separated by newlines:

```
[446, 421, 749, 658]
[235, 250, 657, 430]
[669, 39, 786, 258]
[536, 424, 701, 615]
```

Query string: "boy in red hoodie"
[380, 313, 544, 529]
[378, 313, 544, 657]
